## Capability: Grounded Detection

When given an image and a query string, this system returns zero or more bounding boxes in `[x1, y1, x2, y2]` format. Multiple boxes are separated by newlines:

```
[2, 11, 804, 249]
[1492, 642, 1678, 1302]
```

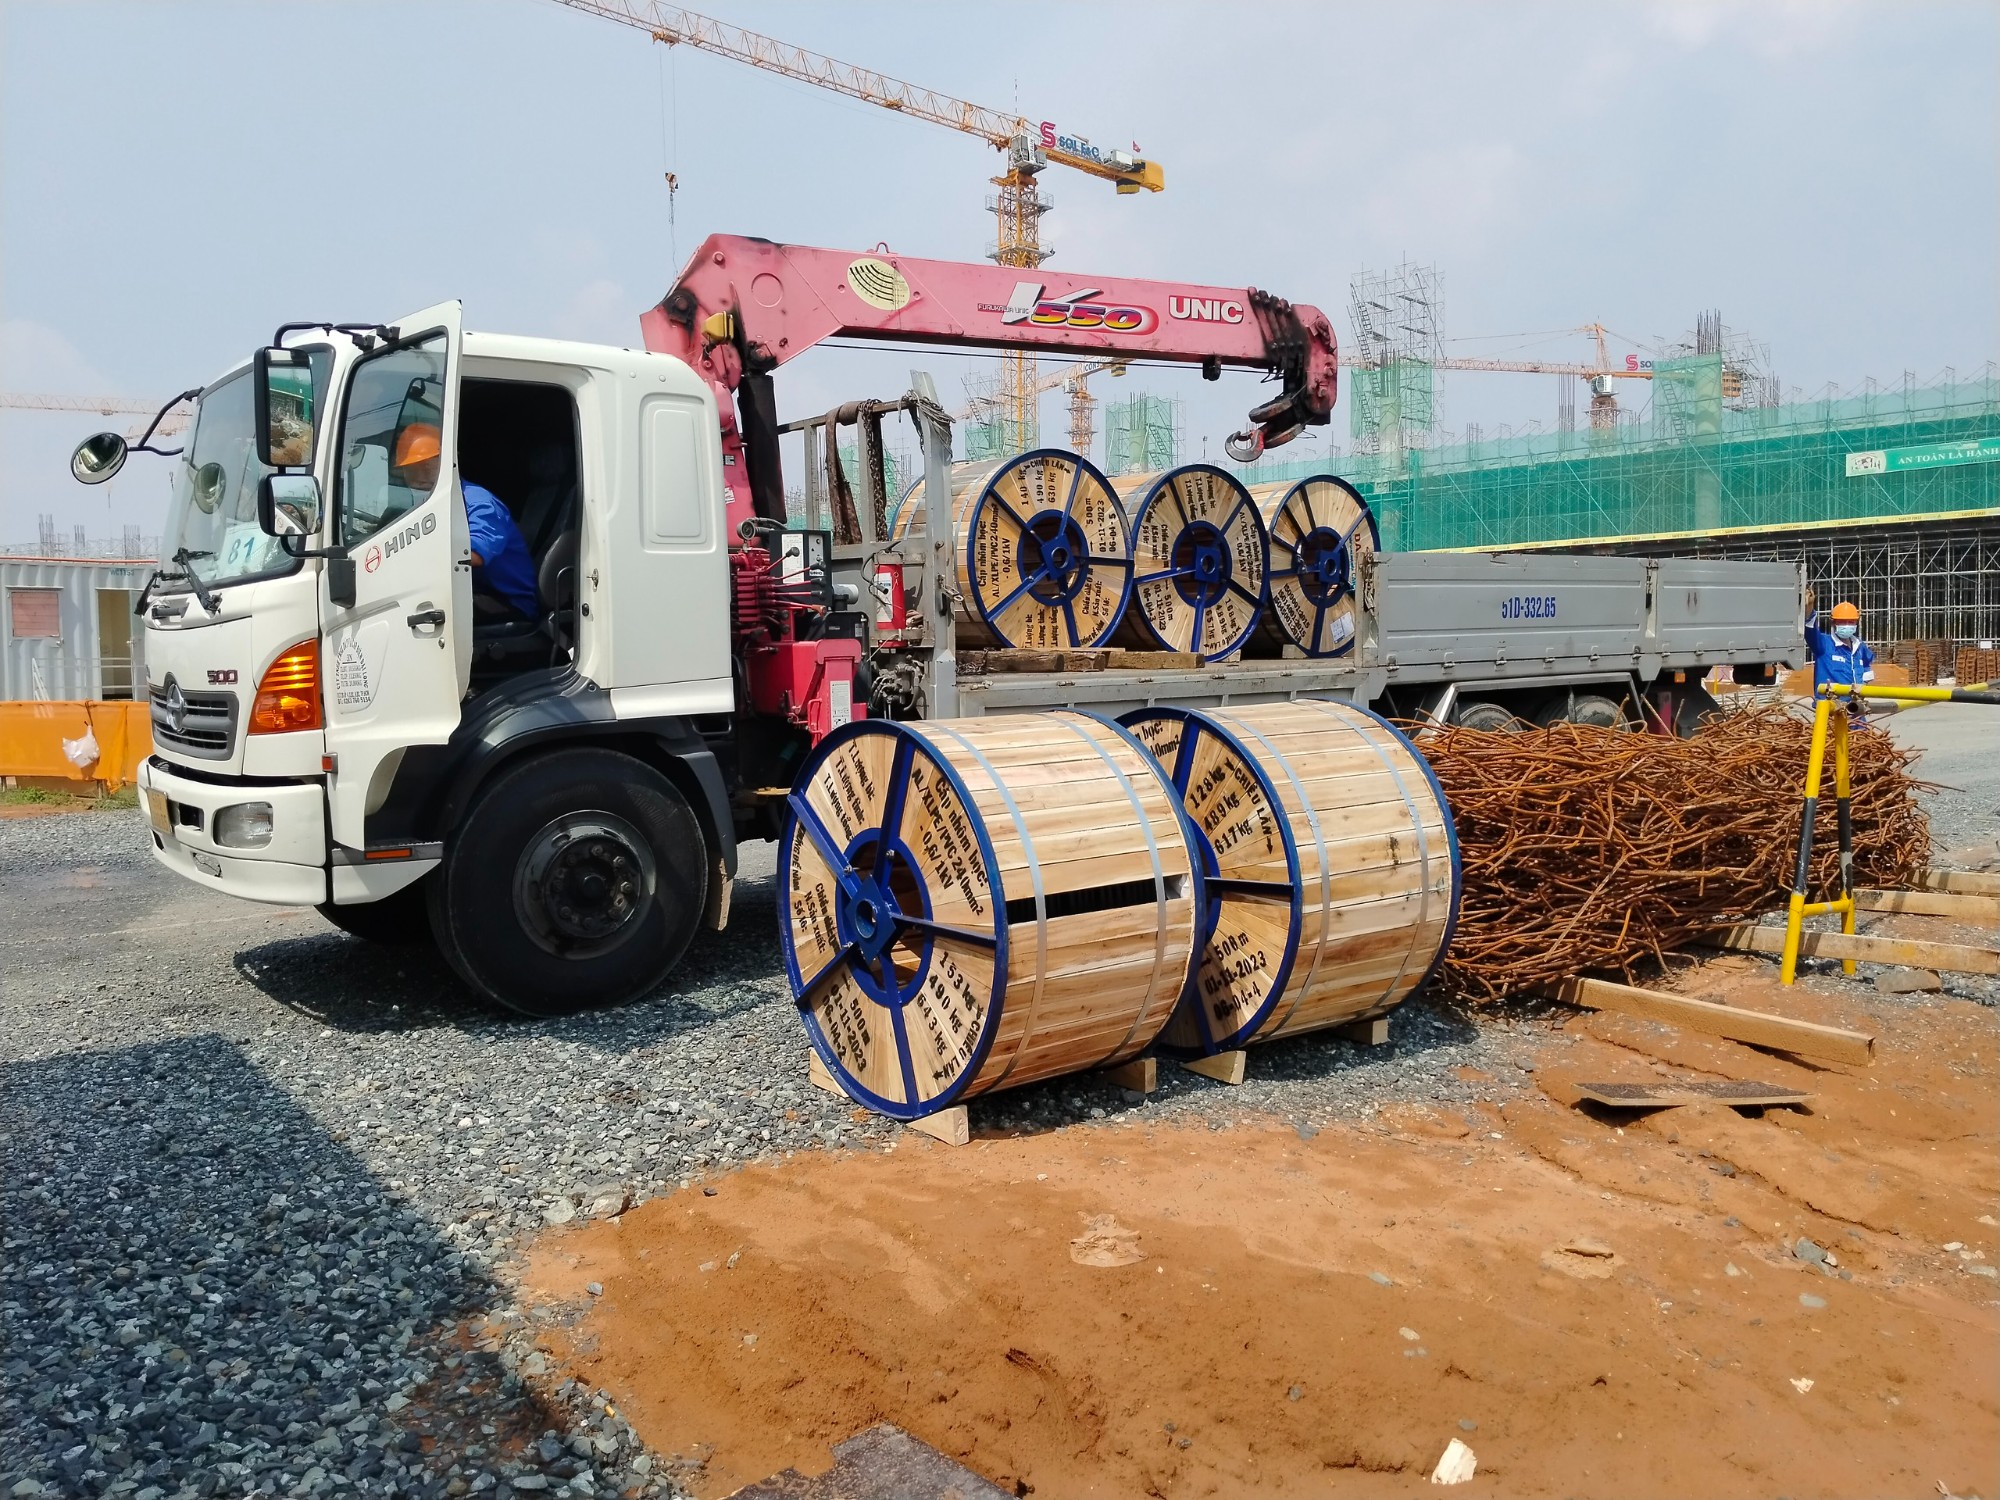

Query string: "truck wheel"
[429, 747, 707, 1016]
[316, 880, 433, 945]
[1660, 684, 1725, 738]
[1534, 692, 1629, 729]
[1454, 700, 1523, 733]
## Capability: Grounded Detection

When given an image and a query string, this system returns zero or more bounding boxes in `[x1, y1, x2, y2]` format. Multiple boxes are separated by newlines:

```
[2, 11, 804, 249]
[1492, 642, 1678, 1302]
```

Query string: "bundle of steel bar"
[1417, 706, 1931, 998]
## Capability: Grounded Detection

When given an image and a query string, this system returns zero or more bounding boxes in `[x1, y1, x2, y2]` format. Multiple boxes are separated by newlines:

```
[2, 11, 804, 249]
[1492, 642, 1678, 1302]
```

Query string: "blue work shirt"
[463, 482, 541, 619]
[1803, 613, 1876, 692]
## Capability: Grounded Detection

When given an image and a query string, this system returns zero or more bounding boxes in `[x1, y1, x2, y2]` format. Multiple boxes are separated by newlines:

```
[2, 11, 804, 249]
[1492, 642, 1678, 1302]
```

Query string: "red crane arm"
[639, 235, 1337, 527]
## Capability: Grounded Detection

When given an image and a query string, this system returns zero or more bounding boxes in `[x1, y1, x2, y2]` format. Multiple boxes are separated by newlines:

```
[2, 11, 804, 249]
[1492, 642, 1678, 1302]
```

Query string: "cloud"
[0, 320, 112, 394]
[1645, 1, 1861, 59]
[1352, 141, 1530, 254]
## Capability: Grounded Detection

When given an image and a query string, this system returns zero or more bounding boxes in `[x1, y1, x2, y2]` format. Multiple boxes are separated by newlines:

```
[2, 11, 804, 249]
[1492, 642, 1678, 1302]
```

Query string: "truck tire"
[1534, 692, 1628, 729]
[1454, 699, 1524, 733]
[316, 881, 433, 945]
[1661, 683, 1725, 738]
[429, 747, 707, 1016]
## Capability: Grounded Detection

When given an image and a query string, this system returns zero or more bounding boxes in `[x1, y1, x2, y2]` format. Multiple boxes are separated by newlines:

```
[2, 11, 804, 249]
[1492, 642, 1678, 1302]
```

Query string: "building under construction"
[1240, 363, 2000, 646]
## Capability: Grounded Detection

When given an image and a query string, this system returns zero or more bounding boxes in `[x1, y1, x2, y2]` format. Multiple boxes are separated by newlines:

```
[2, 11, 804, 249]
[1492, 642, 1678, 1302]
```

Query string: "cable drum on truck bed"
[779, 713, 1200, 1120]
[890, 450, 1134, 651]
[1247, 474, 1378, 658]
[1120, 700, 1460, 1057]
[1112, 465, 1269, 662]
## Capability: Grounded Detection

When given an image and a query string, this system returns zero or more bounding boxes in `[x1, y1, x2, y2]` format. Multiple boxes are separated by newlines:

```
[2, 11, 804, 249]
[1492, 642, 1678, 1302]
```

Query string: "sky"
[2, 0, 1994, 547]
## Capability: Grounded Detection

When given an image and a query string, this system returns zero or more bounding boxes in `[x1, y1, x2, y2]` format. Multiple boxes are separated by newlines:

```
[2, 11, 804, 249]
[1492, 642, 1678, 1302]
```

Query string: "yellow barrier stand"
[1780, 679, 2000, 985]
[0, 701, 153, 794]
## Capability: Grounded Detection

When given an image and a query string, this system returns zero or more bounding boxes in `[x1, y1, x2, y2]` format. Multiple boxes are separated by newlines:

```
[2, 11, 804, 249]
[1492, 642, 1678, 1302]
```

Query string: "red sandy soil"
[520, 959, 1998, 1499]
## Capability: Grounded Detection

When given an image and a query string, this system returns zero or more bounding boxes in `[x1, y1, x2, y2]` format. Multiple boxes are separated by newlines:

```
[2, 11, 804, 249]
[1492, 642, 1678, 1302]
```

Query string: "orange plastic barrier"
[0, 700, 153, 792]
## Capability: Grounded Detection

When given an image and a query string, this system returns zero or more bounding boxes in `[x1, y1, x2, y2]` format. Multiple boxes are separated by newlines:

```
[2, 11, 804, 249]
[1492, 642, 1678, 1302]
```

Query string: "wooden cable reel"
[1249, 474, 1379, 658]
[781, 712, 1200, 1119]
[1115, 465, 1269, 661]
[1119, 700, 1460, 1056]
[890, 450, 1134, 649]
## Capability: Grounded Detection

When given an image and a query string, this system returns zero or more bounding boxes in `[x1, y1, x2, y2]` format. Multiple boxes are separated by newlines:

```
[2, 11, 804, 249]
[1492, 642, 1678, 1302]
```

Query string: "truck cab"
[111, 304, 756, 1015]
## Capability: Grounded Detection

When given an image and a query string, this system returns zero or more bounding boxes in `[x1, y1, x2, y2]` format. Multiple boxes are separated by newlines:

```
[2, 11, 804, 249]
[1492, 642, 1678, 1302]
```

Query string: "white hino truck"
[72, 236, 1803, 1015]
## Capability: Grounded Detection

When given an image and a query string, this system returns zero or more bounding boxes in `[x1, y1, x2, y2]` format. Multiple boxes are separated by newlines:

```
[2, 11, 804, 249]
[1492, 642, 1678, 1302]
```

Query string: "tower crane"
[2, 392, 190, 437]
[1340, 325, 1657, 429]
[547, 0, 1162, 448]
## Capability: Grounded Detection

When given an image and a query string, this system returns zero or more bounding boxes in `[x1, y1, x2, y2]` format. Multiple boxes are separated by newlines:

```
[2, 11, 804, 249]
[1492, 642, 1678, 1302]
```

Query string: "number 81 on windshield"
[1500, 595, 1557, 621]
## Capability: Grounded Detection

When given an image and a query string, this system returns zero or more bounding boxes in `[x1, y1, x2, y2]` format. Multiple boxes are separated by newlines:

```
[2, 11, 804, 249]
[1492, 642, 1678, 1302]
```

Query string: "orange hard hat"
[1830, 601, 1860, 624]
[392, 422, 442, 469]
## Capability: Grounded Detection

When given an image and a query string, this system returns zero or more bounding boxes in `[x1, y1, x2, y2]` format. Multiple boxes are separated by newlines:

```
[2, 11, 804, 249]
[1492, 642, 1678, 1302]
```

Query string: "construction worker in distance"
[1803, 593, 1875, 720]
[391, 422, 542, 623]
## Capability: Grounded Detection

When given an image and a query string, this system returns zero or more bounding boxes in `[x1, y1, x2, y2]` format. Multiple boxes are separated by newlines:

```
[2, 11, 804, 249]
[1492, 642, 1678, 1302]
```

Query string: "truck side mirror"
[71, 432, 128, 485]
[257, 473, 322, 539]
[253, 346, 317, 468]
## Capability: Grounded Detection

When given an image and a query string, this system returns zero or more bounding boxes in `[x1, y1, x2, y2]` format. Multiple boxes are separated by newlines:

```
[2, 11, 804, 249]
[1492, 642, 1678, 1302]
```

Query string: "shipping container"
[1, 557, 153, 701]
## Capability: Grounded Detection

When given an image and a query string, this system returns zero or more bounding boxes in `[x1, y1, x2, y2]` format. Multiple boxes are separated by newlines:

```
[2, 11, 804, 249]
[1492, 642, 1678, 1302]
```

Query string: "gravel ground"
[3, 704, 1991, 1496]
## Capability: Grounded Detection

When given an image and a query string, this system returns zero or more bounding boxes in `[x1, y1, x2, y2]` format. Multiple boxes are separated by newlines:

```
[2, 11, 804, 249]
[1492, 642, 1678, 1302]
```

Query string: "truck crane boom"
[643, 234, 1337, 529]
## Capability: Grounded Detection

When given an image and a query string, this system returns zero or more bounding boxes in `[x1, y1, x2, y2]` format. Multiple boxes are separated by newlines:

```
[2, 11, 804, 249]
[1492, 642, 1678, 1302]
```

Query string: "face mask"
[1833, 623, 1858, 642]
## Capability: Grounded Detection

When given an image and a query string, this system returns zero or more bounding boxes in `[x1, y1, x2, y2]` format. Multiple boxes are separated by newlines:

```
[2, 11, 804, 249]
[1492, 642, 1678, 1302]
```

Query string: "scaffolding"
[1232, 365, 2000, 643]
[960, 368, 1036, 462]
[1347, 262, 1442, 462]
[1101, 393, 1182, 476]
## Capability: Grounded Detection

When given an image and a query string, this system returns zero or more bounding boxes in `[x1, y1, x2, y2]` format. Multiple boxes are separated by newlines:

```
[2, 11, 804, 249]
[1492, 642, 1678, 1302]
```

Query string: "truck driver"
[390, 422, 542, 622]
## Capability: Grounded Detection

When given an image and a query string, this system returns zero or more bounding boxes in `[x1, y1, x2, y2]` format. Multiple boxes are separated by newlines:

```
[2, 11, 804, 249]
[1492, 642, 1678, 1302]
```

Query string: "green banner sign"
[1845, 436, 2000, 477]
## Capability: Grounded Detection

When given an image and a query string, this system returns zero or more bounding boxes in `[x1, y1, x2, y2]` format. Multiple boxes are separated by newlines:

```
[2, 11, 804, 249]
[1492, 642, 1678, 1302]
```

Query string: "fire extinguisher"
[871, 559, 907, 633]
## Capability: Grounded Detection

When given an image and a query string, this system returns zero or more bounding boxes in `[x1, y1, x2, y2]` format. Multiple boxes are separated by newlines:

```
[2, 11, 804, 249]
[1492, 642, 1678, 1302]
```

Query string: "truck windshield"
[160, 351, 332, 590]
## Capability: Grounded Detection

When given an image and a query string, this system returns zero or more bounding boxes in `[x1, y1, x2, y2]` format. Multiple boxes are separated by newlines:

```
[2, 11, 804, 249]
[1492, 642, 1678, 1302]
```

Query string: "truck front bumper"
[137, 756, 329, 907]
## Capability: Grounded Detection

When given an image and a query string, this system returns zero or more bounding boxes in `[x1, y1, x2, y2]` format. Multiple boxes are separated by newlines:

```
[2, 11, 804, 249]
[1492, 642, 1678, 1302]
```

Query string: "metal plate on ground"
[1575, 1079, 1810, 1110]
[726, 1423, 1010, 1499]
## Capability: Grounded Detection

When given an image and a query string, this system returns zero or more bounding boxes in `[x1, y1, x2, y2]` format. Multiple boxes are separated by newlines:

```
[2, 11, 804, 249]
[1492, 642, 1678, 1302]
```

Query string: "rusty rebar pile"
[1419, 706, 1930, 998]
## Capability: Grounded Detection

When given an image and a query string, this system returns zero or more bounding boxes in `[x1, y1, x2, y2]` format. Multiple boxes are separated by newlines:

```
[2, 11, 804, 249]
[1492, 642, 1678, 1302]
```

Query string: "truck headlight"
[213, 802, 275, 849]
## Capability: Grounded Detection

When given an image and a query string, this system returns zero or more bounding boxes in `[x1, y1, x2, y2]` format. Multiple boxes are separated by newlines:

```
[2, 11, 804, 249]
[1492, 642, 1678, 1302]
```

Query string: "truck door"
[322, 301, 472, 851]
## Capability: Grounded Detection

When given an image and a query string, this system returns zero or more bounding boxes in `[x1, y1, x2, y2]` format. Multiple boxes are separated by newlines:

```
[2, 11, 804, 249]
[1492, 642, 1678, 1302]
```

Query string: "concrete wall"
[1, 558, 152, 701]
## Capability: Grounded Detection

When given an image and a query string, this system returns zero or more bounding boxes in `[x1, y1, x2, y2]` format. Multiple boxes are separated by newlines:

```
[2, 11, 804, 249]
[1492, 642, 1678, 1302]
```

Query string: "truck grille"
[149, 679, 238, 760]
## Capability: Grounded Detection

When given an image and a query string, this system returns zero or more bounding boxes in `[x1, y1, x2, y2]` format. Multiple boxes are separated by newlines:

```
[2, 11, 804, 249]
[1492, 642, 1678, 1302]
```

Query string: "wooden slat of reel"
[781, 713, 1199, 1119]
[1120, 700, 1460, 1057]
[1248, 475, 1379, 658]
[891, 451, 1133, 649]
[1113, 465, 1269, 662]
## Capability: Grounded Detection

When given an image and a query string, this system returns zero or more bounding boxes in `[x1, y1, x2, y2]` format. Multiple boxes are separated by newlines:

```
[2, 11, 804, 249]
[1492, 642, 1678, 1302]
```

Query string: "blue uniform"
[1803, 612, 1875, 693]
[463, 482, 540, 619]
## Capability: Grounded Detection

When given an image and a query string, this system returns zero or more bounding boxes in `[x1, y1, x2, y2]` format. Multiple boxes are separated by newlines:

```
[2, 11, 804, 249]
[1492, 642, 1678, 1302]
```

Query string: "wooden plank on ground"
[1856, 888, 2000, 923]
[1542, 976, 1875, 1066]
[1704, 922, 2000, 976]
[1923, 869, 2000, 897]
